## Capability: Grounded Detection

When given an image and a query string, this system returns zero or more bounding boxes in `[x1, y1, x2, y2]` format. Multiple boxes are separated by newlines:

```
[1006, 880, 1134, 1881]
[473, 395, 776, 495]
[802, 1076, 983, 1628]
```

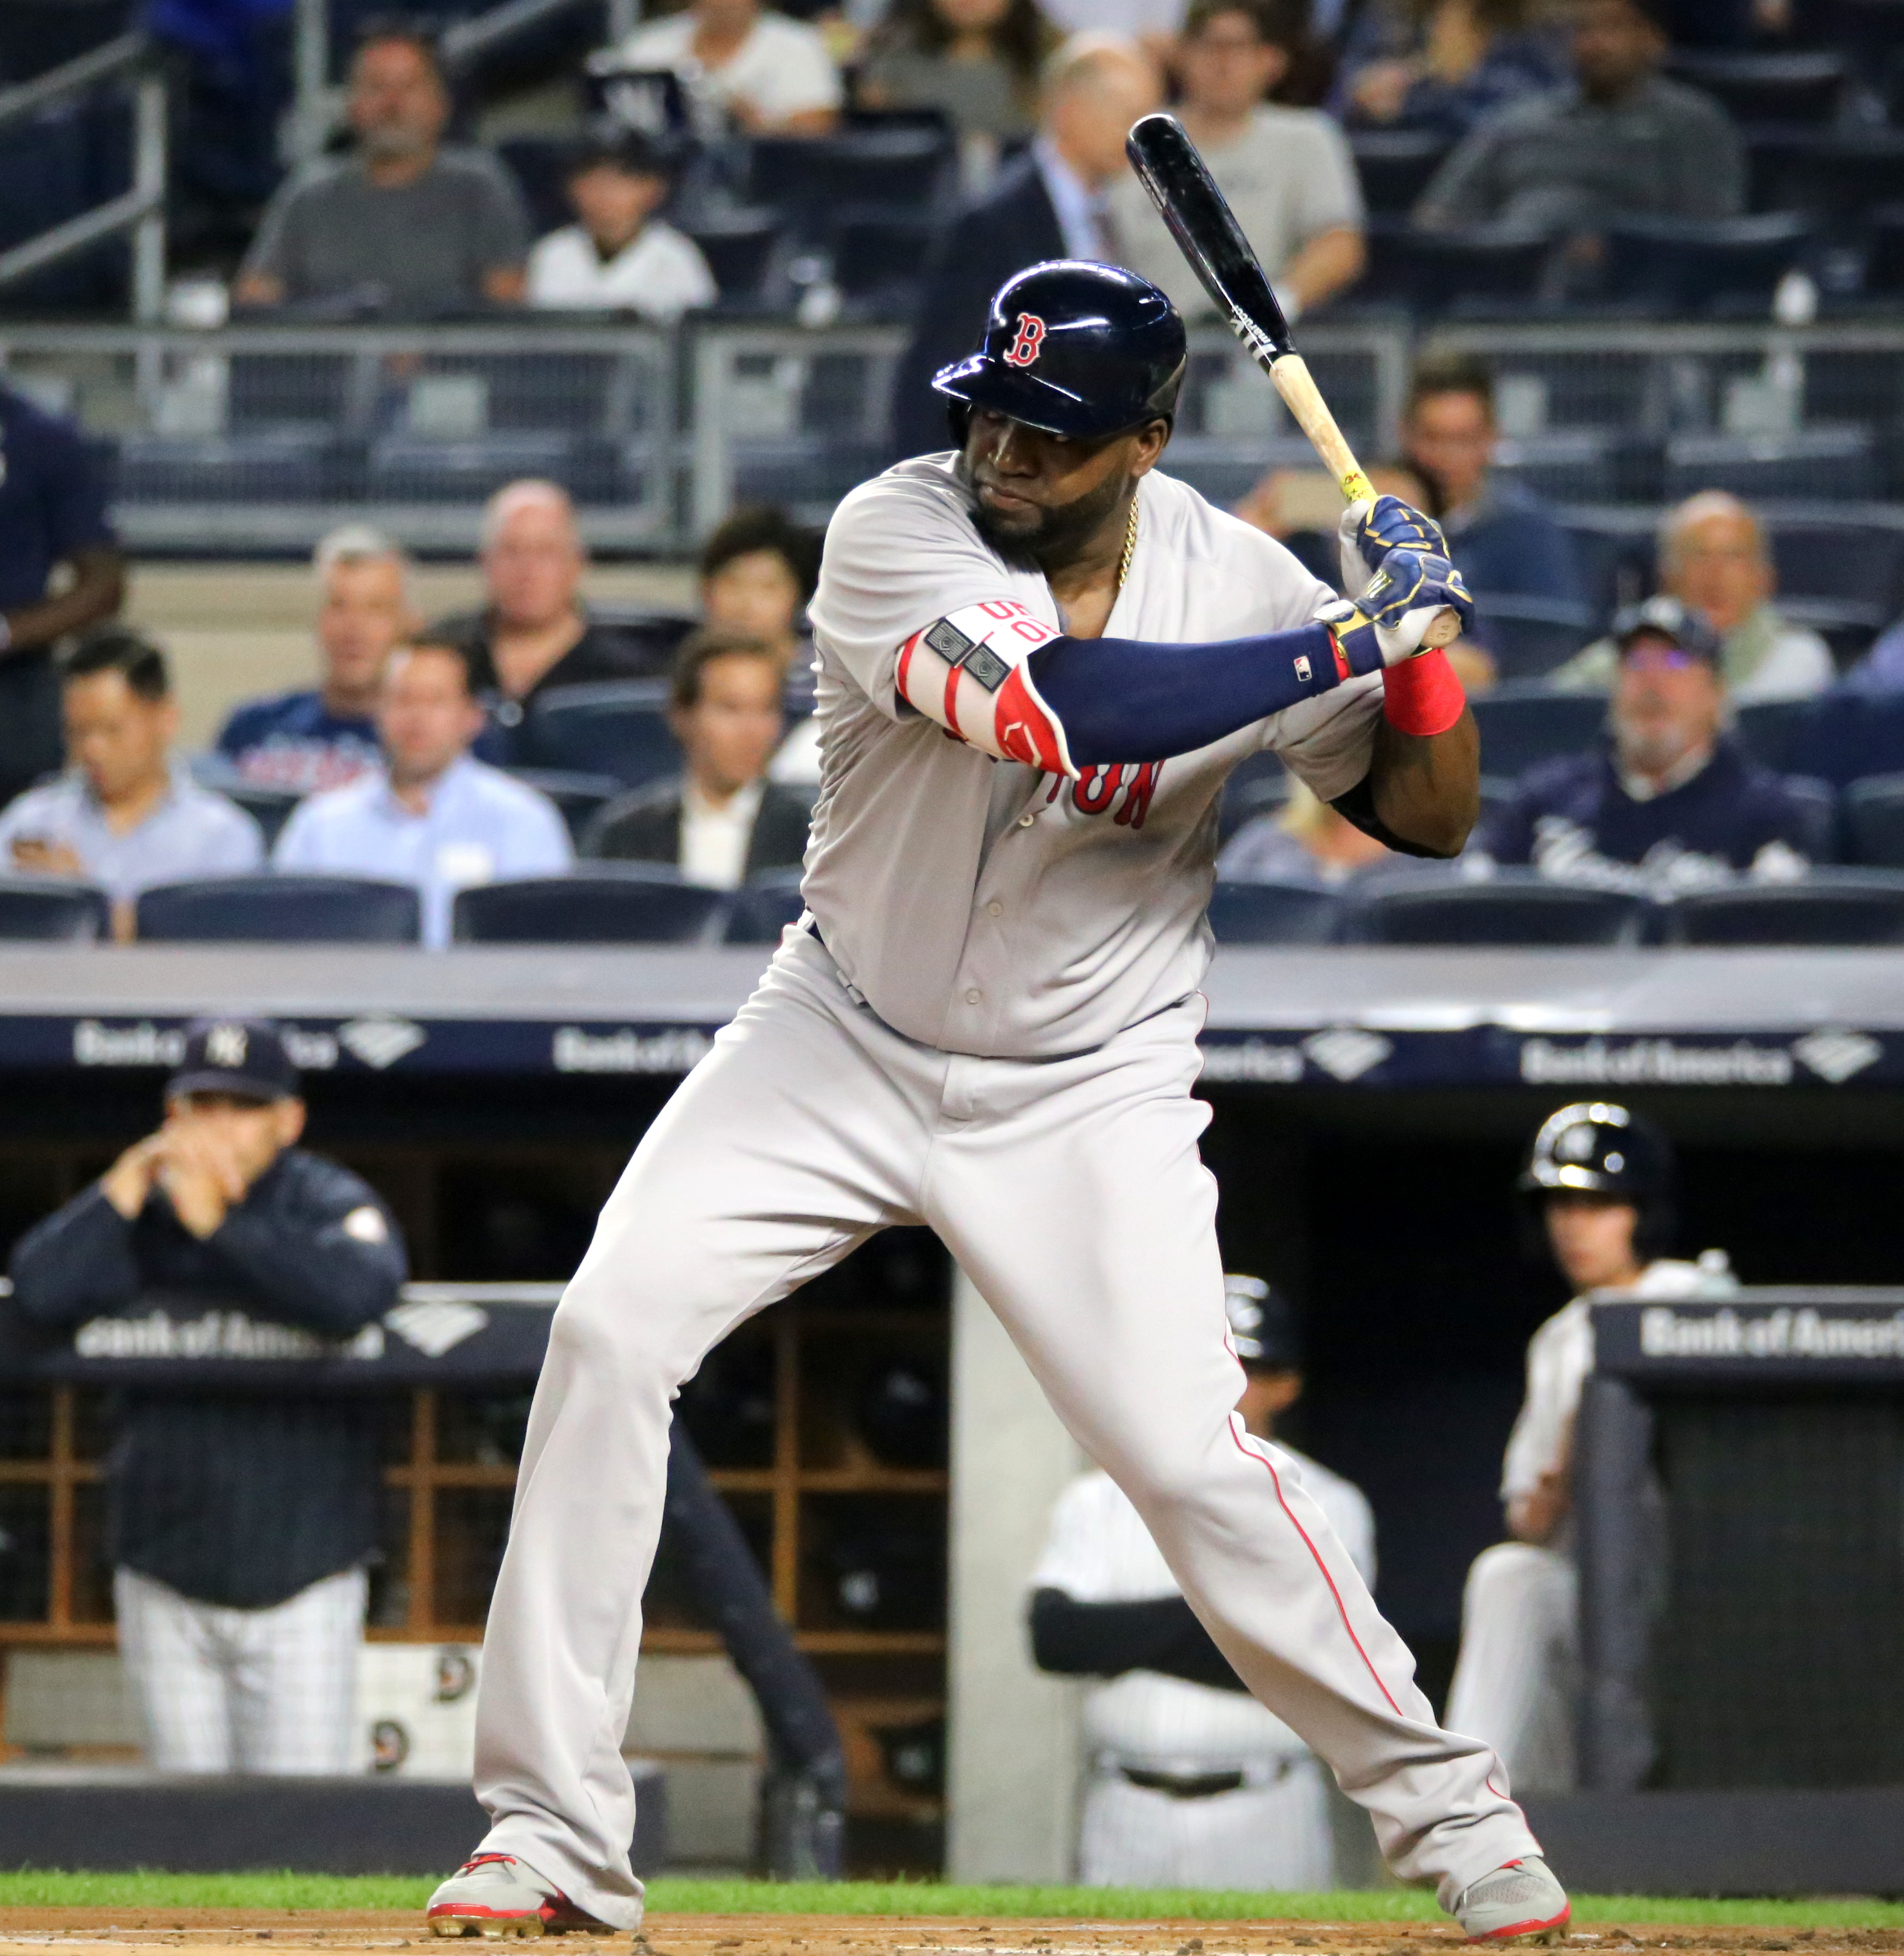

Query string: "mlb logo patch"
[1294, 654, 1312, 682]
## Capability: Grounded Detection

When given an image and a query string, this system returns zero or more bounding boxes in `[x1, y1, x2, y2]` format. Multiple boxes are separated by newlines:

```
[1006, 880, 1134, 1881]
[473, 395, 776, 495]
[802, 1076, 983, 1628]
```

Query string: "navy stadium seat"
[829, 205, 935, 313]
[1661, 871, 1904, 944]
[451, 869, 727, 944]
[1470, 595, 1597, 681]
[135, 876, 421, 943]
[1786, 689, 1904, 784]
[496, 135, 576, 239]
[366, 433, 618, 505]
[1765, 513, 1904, 617]
[1558, 516, 1656, 619]
[1782, 775, 1841, 862]
[1469, 684, 1608, 780]
[1492, 432, 1620, 504]
[1665, 47, 1847, 122]
[1218, 752, 1293, 841]
[1604, 213, 1817, 315]
[746, 129, 952, 230]
[1732, 697, 1813, 773]
[1349, 130, 1452, 215]
[1206, 879, 1342, 945]
[0, 878, 109, 942]
[586, 608, 699, 671]
[1663, 429, 1877, 504]
[724, 871, 807, 944]
[525, 681, 679, 789]
[502, 769, 624, 847]
[116, 431, 343, 504]
[221, 783, 303, 850]
[686, 212, 782, 309]
[1360, 221, 1550, 316]
[1354, 871, 1649, 946]
[1841, 773, 1904, 866]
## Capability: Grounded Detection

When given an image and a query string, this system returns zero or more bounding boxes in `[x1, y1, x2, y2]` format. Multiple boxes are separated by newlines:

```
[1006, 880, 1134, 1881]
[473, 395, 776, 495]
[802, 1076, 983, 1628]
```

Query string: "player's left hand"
[1315, 547, 1473, 672]
[1337, 495, 1449, 597]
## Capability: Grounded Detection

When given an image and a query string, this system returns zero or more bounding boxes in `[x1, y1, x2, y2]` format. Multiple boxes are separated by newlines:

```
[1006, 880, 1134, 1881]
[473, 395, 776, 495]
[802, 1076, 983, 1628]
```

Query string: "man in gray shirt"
[1416, 0, 1745, 235]
[235, 28, 529, 315]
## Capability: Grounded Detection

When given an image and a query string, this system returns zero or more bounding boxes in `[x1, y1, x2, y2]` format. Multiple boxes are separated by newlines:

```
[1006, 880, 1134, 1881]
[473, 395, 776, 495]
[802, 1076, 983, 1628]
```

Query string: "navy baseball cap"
[1225, 1275, 1303, 1371]
[167, 1017, 299, 1103]
[1612, 595, 1722, 665]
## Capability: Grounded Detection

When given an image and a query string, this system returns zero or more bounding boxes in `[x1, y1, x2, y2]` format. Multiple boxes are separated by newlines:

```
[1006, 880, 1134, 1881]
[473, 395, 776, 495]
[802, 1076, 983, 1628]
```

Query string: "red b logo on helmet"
[1003, 313, 1047, 368]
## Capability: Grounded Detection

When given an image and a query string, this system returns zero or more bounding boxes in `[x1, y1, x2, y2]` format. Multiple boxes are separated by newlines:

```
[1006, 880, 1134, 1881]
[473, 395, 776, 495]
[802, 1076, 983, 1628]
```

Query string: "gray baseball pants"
[471, 931, 1539, 1924]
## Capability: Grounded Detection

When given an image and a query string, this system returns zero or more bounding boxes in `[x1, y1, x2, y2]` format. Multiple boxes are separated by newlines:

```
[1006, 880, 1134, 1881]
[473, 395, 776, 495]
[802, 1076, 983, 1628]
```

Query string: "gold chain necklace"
[1116, 493, 1139, 594]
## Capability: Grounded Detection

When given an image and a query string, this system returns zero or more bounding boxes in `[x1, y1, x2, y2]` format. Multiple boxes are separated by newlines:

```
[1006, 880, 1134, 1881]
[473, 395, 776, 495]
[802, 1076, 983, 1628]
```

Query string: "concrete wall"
[945, 1266, 1085, 1883]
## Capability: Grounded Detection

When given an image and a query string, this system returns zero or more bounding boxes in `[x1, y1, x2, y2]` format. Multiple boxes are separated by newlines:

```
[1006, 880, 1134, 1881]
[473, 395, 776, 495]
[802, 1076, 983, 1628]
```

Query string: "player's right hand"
[1315, 547, 1473, 670]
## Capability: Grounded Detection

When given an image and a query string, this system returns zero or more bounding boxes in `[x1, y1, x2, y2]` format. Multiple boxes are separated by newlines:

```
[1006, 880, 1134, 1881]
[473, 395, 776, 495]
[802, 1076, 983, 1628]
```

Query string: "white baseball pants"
[1444, 1542, 1579, 1795]
[114, 1564, 367, 1774]
[1079, 1757, 1335, 1891]
[472, 931, 1538, 1925]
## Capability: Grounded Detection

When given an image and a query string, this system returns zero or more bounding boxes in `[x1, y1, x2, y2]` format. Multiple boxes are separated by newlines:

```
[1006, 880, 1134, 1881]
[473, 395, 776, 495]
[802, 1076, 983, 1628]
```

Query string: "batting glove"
[1314, 547, 1473, 671]
[1337, 494, 1450, 598]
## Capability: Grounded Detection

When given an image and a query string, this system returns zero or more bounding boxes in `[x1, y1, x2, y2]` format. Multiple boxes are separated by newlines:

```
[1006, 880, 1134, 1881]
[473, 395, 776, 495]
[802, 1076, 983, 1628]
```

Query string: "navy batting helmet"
[933, 261, 1187, 441]
[1518, 1101, 1677, 1259]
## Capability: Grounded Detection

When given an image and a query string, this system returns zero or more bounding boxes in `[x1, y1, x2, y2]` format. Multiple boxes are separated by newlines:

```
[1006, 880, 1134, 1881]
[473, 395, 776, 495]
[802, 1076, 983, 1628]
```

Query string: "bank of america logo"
[339, 1016, 426, 1070]
[1791, 1028, 1881, 1084]
[1301, 1027, 1392, 1082]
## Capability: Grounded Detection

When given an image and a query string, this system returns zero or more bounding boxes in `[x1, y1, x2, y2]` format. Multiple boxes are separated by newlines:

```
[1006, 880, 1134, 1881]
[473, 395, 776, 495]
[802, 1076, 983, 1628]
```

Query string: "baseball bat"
[1125, 111, 1460, 649]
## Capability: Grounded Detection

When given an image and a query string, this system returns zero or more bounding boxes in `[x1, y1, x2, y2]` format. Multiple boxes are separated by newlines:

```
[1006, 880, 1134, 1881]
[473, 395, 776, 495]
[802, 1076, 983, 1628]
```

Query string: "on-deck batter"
[425, 260, 1570, 1945]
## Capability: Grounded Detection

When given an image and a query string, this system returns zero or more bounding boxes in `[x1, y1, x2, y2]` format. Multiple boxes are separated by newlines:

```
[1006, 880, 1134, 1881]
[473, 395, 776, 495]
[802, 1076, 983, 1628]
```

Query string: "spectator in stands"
[604, 0, 842, 137]
[1848, 617, 1904, 692]
[1038, 0, 1188, 64]
[434, 481, 667, 766]
[8, 1016, 404, 1774]
[700, 505, 826, 785]
[274, 638, 572, 947]
[1479, 597, 1816, 892]
[0, 380, 125, 811]
[527, 129, 716, 320]
[1110, 0, 1365, 323]
[892, 34, 1164, 459]
[1414, 0, 1745, 241]
[858, 0, 1051, 173]
[584, 629, 809, 887]
[1217, 780, 1396, 882]
[216, 525, 414, 795]
[0, 629, 262, 941]
[1397, 354, 1584, 616]
[233, 26, 530, 314]
[1336, 0, 1564, 142]
[1553, 492, 1834, 703]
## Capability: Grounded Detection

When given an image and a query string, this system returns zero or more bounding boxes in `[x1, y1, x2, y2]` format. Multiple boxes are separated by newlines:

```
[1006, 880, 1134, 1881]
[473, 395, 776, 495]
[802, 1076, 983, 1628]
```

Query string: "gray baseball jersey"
[805, 454, 1385, 1057]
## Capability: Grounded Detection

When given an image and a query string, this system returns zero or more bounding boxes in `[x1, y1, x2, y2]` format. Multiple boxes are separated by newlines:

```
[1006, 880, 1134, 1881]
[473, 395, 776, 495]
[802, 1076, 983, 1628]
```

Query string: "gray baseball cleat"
[1454, 1856, 1572, 1943]
[425, 1853, 607, 1937]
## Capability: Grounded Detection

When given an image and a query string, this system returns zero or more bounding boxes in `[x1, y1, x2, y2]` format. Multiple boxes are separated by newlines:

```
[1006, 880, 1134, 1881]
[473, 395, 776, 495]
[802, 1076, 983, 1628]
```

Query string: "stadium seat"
[1469, 684, 1609, 780]
[366, 433, 617, 505]
[1664, 48, 1847, 123]
[1559, 515, 1656, 619]
[1781, 128, 1904, 227]
[1354, 871, 1649, 946]
[580, 606, 699, 670]
[1661, 871, 1904, 944]
[1732, 697, 1813, 772]
[1604, 213, 1817, 315]
[1786, 689, 1904, 784]
[0, 878, 109, 942]
[1218, 752, 1293, 841]
[1783, 775, 1841, 862]
[496, 135, 576, 239]
[1859, 201, 1904, 296]
[1470, 595, 1598, 681]
[746, 129, 953, 231]
[724, 871, 807, 944]
[1491, 431, 1621, 503]
[1360, 221, 1551, 315]
[135, 876, 421, 943]
[526, 680, 679, 789]
[502, 769, 624, 846]
[687, 212, 783, 309]
[221, 783, 303, 850]
[1765, 512, 1904, 617]
[829, 206, 936, 314]
[1205, 879, 1342, 945]
[115, 431, 343, 504]
[1841, 773, 1904, 865]
[1663, 428, 1877, 504]
[451, 869, 728, 945]
[1348, 130, 1453, 215]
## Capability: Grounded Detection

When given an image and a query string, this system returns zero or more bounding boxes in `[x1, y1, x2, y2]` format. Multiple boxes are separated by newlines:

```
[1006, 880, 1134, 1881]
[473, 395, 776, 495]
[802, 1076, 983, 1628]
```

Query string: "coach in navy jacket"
[8, 1017, 405, 1774]
[1479, 597, 1816, 892]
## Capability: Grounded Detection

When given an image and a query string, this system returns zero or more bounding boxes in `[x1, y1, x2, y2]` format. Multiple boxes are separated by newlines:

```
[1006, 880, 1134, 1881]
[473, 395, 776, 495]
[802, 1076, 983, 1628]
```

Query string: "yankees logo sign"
[1003, 313, 1047, 368]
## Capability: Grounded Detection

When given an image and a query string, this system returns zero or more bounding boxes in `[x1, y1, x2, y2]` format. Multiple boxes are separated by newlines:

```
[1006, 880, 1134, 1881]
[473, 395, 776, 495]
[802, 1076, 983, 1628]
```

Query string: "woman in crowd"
[1334, 0, 1563, 140]
[1217, 779, 1397, 883]
[856, 0, 1051, 181]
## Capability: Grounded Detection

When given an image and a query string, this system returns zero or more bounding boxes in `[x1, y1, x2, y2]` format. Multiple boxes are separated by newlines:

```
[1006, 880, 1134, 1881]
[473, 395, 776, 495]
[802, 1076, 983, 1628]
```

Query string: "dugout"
[0, 942, 1899, 1886]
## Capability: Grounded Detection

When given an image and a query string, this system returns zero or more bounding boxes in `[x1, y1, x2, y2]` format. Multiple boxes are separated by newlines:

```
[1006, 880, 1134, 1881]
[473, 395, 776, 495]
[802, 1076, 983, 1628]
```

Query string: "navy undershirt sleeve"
[1026, 621, 1360, 766]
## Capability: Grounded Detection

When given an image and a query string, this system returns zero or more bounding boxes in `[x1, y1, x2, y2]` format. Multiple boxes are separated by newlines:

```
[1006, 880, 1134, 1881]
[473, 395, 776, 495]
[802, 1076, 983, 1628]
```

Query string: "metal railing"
[0, 33, 166, 323]
[2, 313, 1903, 555]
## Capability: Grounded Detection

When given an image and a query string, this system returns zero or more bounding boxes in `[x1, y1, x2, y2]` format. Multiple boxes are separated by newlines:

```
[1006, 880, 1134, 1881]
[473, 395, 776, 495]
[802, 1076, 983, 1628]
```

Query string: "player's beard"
[960, 455, 1131, 575]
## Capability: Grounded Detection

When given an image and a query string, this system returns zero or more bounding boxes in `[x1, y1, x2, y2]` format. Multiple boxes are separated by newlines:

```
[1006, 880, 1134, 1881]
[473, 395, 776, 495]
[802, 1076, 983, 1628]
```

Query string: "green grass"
[0, 1874, 1899, 1927]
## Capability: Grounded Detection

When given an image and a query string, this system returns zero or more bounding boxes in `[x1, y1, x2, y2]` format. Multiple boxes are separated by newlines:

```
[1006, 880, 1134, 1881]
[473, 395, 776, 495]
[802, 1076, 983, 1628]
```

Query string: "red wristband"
[1381, 648, 1465, 736]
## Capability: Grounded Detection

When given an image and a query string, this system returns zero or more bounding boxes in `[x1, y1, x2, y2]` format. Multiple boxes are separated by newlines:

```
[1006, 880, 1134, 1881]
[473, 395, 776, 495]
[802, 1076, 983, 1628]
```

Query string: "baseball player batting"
[425, 258, 1569, 1944]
